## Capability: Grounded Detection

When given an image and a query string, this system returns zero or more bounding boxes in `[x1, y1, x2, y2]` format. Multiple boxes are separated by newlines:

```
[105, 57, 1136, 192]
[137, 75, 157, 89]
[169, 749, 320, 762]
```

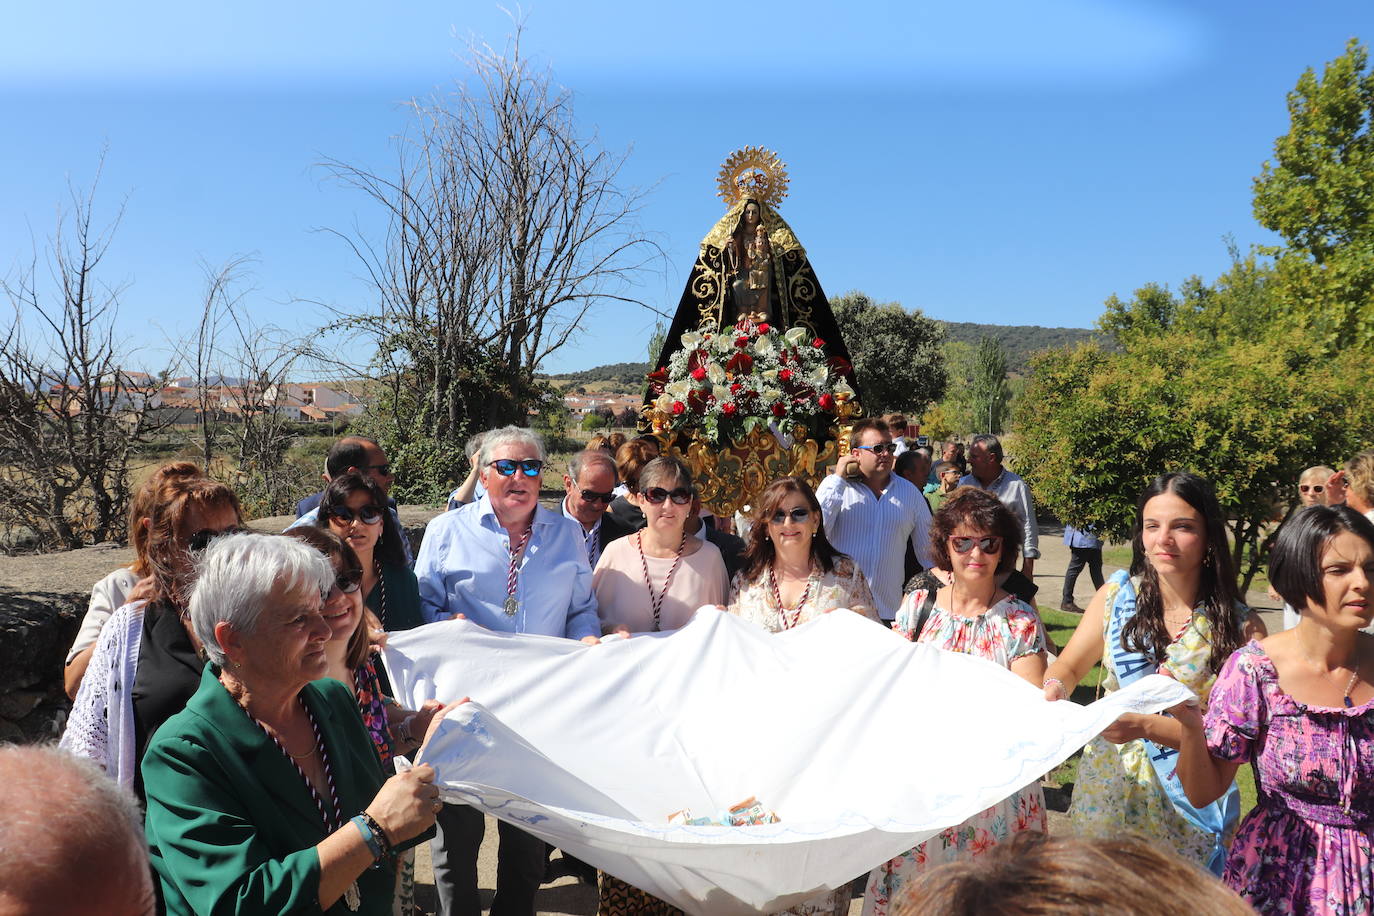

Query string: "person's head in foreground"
[928, 487, 1022, 580]
[1269, 503, 1374, 631]
[1125, 471, 1244, 674]
[479, 426, 547, 523]
[0, 743, 155, 916]
[891, 831, 1253, 916]
[318, 471, 407, 571]
[287, 526, 371, 672]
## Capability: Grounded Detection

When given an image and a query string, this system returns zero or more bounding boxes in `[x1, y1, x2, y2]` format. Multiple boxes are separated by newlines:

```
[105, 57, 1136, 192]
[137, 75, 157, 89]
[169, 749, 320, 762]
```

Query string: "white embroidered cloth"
[383, 609, 1193, 916]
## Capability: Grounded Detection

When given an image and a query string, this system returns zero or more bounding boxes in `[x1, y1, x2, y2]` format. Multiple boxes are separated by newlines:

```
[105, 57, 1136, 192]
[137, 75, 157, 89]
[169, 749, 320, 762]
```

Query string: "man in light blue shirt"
[416, 425, 599, 916]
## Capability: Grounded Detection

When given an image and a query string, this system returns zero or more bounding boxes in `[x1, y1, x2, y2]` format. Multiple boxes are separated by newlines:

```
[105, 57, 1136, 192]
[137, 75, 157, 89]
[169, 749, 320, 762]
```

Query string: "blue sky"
[2, 2, 1371, 375]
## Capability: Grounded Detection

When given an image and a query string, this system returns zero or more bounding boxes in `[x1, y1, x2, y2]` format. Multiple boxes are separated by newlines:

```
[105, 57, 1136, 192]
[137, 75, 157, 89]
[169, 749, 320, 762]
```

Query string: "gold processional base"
[645, 401, 863, 520]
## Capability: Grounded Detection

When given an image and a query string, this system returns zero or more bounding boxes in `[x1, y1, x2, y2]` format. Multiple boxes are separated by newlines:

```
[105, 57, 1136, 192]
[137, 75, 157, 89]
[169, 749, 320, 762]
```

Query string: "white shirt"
[816, 473, 933, 621]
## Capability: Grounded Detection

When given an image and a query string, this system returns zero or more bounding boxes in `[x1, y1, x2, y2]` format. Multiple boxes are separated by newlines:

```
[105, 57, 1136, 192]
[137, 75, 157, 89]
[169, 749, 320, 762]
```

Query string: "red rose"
[735, 336, 750, 348]
[671, 401, 685, 415]
[819, 393, 836, 411]
[779, 368, 793, 382]
[812, 337, 825, 348]
[757, 322, 770, 334]
[690, 366, 707, 382]
[730, 382, 742, 395]
[722, 402, 737, 416]
[771, 402, 785, 418]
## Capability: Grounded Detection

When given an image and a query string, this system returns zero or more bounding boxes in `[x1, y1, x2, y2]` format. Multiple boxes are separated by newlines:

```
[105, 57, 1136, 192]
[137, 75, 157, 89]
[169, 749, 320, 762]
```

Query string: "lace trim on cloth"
[59, 600, 146, 788]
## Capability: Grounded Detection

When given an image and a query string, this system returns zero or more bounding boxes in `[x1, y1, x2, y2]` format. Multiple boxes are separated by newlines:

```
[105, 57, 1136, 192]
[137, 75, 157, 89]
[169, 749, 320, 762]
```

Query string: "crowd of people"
[6, 424, 1369, 915]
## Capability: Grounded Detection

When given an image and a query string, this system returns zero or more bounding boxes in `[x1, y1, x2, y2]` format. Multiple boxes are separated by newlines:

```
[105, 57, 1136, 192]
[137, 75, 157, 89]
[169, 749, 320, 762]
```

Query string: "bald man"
[0, 744, 154, 916]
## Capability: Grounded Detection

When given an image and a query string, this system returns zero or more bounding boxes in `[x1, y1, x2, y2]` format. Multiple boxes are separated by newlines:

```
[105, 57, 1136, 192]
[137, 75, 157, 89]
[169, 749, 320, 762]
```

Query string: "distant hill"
[550, 323, 1102, 386]
[939, 322, 1102, 375]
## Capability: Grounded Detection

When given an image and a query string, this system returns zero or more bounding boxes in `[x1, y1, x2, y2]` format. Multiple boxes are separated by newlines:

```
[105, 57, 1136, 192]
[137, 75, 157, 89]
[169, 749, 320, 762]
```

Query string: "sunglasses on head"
[187, 526, 247, 553]
[856, 442, 897, 455]
[642, 486, 694, 506]
[1299, 484, 1324, 493]
[579, 488, 615, 504]
[489, 458, 544, 477]
[325, 504, 384, 525]
[769, 507, 812, 524]
[949, 535, 1002, 555]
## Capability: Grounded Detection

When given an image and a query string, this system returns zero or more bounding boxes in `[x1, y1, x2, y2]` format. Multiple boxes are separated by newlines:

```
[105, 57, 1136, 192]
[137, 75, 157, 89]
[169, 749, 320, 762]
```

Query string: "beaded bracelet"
[350, 815, 383, 863]
[360, 811, 395, 861]
[1042, 677, 1067, 700]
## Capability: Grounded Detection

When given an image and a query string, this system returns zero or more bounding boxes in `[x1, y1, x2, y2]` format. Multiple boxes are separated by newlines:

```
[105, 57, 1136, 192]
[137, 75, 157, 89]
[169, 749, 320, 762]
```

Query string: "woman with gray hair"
[142, 532, 456, 915]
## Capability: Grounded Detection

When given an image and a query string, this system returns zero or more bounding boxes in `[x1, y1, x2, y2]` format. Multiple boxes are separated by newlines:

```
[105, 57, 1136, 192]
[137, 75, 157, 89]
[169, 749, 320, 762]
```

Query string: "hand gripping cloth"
[383, 608, 1193, 915]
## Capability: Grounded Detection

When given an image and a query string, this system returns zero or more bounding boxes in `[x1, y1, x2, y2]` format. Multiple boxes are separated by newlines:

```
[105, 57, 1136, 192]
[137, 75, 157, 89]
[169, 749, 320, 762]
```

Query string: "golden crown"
[716, 146, 789, 209]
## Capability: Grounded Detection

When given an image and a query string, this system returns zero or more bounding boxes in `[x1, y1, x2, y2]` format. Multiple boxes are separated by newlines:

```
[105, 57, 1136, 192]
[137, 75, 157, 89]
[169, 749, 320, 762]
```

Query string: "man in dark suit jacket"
[561, 450, 636, 569]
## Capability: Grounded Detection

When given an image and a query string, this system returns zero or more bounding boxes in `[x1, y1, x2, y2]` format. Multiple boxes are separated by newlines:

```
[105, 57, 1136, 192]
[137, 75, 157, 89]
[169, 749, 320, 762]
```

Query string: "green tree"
[829, 291, 947, 415]
[968, 336, 1010, 434]
[647, 321, 667, 365]
[1251, 38, 1374, 350]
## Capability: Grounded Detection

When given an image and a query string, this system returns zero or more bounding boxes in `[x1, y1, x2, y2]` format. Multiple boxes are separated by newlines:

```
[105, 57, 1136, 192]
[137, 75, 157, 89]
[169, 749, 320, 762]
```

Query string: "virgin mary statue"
[653, 148, 856, 387]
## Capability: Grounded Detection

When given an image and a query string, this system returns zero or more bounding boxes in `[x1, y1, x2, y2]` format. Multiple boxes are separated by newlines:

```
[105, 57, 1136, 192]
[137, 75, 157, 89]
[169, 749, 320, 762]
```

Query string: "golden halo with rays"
[716, 147, 789, 209]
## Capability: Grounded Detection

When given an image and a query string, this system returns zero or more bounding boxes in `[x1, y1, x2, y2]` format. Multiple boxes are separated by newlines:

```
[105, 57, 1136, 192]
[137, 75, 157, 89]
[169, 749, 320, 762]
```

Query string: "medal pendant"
[504, 595, 518, 616]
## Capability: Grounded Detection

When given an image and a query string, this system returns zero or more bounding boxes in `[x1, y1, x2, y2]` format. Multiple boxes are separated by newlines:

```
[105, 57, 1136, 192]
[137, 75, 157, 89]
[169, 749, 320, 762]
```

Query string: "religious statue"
[653, 147, 856, 391]
[641, 149, 864, 517]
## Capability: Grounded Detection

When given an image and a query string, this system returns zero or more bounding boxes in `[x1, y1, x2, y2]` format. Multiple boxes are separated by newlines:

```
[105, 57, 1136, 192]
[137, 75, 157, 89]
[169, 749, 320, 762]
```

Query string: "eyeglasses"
[187, 526, 247, 553]
[855, 442, 897, 455]
[579, 488, 615, 504]
[949, 535, 1002, 555]
[325, 505, 384, 525]
[489, 458, 544, 477]
[363, 463, 393, 477]
[1299, 485, 1324, 493]
[642, 486, 694, 506]
[769, 507, 812, 524]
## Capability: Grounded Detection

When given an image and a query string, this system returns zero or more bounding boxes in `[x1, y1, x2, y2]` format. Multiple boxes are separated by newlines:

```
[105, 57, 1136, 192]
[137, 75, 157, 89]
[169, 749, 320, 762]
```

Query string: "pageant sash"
[1104, 570, 1238, 875]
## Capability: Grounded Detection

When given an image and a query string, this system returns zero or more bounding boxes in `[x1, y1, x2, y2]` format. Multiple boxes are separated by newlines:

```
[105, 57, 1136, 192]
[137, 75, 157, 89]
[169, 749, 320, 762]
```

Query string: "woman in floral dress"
[1043, 472, 1266, 872]
[862, 487, 1048, 916]
[730, 476, 880, 630]
[727, 477, 878, 915]
[1172, 504, 1374, 914]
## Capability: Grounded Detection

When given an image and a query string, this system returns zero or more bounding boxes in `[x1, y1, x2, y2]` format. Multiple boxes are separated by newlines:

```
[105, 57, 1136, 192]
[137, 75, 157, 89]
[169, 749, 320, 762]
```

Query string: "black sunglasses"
[856, 442, 898, 455]
[642, 486, 694, 506]
[949, 535, 1002, 555]
[489, 458, 544, 477]
[325, 504, 384, 525]
[187, 526, 247, 553]
[769, 507, 812, 524]
[332, 571, 362, 595]
[1299, 485, 1324, 493]
[579, 488, 615, 504]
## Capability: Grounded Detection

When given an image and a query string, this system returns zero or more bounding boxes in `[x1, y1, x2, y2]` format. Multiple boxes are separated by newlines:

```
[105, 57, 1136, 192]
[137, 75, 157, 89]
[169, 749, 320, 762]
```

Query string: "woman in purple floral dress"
[1173, 505, 1374, 915]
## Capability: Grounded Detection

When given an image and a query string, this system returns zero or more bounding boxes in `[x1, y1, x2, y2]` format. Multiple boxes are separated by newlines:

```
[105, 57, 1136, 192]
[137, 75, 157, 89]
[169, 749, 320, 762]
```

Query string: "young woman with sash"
[1042, 472, 1266, 872]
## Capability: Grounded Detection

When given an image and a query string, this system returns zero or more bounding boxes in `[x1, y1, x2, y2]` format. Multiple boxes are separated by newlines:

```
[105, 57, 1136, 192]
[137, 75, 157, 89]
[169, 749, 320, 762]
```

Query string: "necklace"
[768, 565, 814, 630]
[1297, 639, 1362, 708]
[1342, 668, 1361, 708]
[636, 531, 687, 632]
[375, 559, 389, 629]
[504, 524, 533, 617]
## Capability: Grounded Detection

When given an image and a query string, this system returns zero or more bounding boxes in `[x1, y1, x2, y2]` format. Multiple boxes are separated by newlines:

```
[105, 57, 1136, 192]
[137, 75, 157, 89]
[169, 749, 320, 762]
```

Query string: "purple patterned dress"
[1205, 641, 1374, 915]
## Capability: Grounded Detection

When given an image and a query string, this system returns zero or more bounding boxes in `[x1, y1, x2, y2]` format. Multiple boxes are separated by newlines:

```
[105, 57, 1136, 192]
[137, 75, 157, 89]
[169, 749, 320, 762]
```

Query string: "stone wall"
[0, 590, 82, 741]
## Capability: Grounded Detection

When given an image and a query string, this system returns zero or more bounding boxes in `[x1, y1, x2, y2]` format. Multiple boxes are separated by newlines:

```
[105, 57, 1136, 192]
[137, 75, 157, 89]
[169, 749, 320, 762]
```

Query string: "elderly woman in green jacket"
[141, 532, 455, 915]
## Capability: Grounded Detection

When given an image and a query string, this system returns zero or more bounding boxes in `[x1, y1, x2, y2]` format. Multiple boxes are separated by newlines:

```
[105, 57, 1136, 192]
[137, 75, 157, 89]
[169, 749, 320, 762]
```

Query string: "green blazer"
[142, 666, 392, 915]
